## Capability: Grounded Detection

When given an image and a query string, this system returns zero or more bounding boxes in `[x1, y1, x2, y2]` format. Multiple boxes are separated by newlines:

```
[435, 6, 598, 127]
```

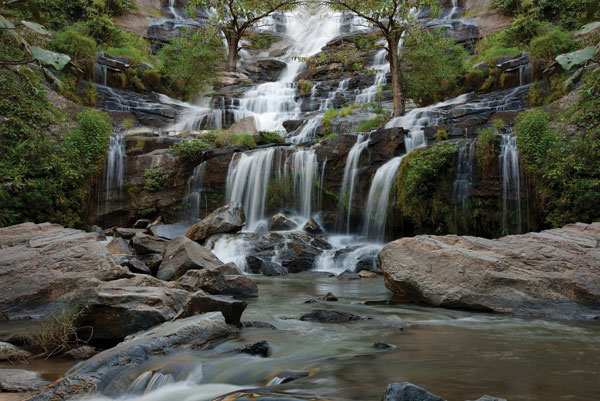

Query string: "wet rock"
[158, 237, 223, 281]
[373, 342, 393, 349]
[303, 218, 323, 235]
[64, 346, 97, 360]
[382, 382, 446, 401]
[361, 299, 400, 306]
[337, 269, 360, 280]
[304, 298, 318, 304]
[232, 340, 270, 357]
[138, 253, 163, 272]
[319, 292, 338, 301]
[174, 290, 247, 326]
[126, 258, 152, 275]
[30, 313, 236, 400]
[82, 276, 191, 341]
[0, 223, 128, 321]
[114, 227, 142, 239]
[355, 254, 378, 272]
[380, 223, 600, 320]
[269, 370, 310, 384]
[107, 237, 133, 256]
[0, 342, 31, 361]
[299, 309, 364, 323]
[283, 119, 304, 132]
[0, 369, 48, 392]
[133, 219, 152, 229]
[468, 396, 507, 401]
[241, 321, 277, 330]
[186, 202, 246, 244]
[177, 264, 258, 298]
[261, 261, 289, 276]
[270, 213, 296, 231]
[132, 232, 168, 255]
[358, 270, 377, 278]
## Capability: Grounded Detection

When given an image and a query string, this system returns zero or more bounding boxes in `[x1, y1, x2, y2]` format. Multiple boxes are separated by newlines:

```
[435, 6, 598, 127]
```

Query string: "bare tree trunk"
[387, 37, 406, 117]
[226, 35, 240, 73]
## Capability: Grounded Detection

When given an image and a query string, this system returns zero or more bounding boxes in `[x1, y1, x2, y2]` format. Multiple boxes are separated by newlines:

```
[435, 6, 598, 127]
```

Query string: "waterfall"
[500, 133, 522, 234]
[337, 134, 370, 233]
[291, 117, 320, 144]
[286, 149, 318, 218]
[452, 140, 475, 232]
[157, 95, 223, 132]
[182, 161, 207, 222]
[355, 49, 389, 104]
[233, 11, 341, 133]
[105, 133, 126, 203]
[362, 156, 403, 241]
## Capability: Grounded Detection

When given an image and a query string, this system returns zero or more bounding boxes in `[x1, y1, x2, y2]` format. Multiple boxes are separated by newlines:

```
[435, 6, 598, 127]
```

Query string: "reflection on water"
[6, 276, 600, 401]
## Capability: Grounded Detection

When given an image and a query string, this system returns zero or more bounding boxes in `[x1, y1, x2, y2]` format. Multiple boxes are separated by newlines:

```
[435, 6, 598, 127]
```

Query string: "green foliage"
[214, 131, 256, 148]
[436, 129, 448, 141]
[258, 131, 284, 145]
[144, 169, 164, 192]
[356, 115, 385, 132]
[493, 0, 599, 30]
[319, 132, 339, 141]
[322, 108, 338, 135]
[475, 127, 500, 179]
[350, 33, 380, 50]
[48, 27, 97, 60]
[396, 143, 459, 230]
[298, 79, 313, 96]
[529, 28, 579, 61]
[473, 31, 523, 65]
[247, 32, 278, 50]
[169, 139, 211, 161]
[402, 28, 469, 106]
[158, 28, 224, 100]
[137, 207, 158, 218]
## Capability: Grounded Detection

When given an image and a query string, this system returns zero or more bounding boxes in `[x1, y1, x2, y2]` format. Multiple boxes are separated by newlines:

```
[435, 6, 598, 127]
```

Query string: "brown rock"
[64, 346, 97, 360]
[174, 290, 247, 326]
[131, 232, 168, 255]
[379, 223, 600, 320]
[178, 265, 258, 298]
[186, 202, 246, 244]
[358, 270, 377, 278]
[106, 237, 132, 256]
[158, 237, 223, 281]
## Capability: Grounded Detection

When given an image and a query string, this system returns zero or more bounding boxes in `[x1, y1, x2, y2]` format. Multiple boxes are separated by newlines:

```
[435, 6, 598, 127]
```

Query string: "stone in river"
[382, 382, 446, 401]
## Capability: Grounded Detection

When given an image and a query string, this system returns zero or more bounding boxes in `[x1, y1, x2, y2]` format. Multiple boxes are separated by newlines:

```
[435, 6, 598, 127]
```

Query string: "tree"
[325, 0, 439, 117]
[191, 0, 302, 72]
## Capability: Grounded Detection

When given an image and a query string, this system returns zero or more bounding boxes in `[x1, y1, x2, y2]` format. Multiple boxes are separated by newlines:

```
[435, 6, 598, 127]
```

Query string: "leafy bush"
[402, 28, 469, 106]
[158, 28, 225, 100]
[357, 115, 385, 132]
[319, 132, 339, 141]
[48, 27, 97, 60]
[493, 0, 598, 29]
[234, 134, 256, 148]
[475, 127, 500, 179]
[258, 131, 284, 145]
[298, 79, 313, 96]
[529, 28, 579, 61]
[214, 131, 256, 148]
[321, 108, 338, 135]
[169, 139, 211, 161]
[144, 169, 164, 192]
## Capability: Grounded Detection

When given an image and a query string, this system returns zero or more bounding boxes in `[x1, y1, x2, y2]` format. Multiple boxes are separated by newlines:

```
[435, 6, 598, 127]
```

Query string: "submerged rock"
[186, 202, 246, 244]
[379, 223, 600, 320]
[0, 369, 48, 392]
[299, 309, 364, 323]
[382, 382, 446, 401]
[319, 292, 338, 301]
[158, 237, 223, 281]
[337, 269, 360, 280]
[232, 340, 270, 357]
[30, 313, 236, 400]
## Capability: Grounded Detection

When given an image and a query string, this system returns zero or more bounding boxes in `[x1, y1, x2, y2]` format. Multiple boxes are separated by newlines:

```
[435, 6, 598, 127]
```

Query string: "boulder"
[113, 227, 142, 239]
[379, 223, 600, 320]
[133, 219, 152, 229]
[0, 369, 48, 392]
[158, 237, 224, 281]
[283, 119, 304, 132]
[177, 265, 258, 298]
[186, 202, 246, 243]
[82, 276, 191, 341]
[373, 342, 393, 349]
[0, 223, 128, 321]
[232, 340, 270, 357]
[125, 258, 152, 275]
[382, 382, 446, 401]
[229, 116, 258, 137]
[106, 237, 133, 256]
[299, 309, 364, 323]
[261, 261, 288, 276]
[0, 342, 31, 361]
[358, 270, 377, 278]
[29, 313, 236, 400]
[337, 269, 360, 280]
[64, 346, 97, 360]
[303, 218, 323, 235]
[174, 290, 247, 326]
[131, 232, 168, 255]
[269, 213, 296, 231]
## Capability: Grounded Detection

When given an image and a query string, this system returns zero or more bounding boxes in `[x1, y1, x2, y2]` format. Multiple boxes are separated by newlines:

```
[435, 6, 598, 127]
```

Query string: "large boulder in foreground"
[0, 223, 128, 321]
[28, 313, 236, 401]
[379, 223, 600, 320]
[186, 202, 245, 243]
[158, 236, 224, 281]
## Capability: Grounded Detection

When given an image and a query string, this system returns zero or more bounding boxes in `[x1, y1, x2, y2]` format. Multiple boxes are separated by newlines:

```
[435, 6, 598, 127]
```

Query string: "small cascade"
[182, 161, 208, 222]
[290, 116, 320, 144]
[321, 78, 351, 110]
[362, 156, 403, 241]
[452, 140, 475, 232]
[500, 132, 522, 234]
[105, 132, 126, 203]
[355, 49, 389, 104]
[337, 134, 370, 233]
[285, 149, 318, 218]
[158, 95, 223, 132]
[226, 148, 279, 232]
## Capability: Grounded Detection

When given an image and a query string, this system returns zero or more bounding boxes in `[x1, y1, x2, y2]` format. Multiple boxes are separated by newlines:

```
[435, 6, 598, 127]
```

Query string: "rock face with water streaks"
[28, 313, 236, 401]
[379, 223, 600, 320]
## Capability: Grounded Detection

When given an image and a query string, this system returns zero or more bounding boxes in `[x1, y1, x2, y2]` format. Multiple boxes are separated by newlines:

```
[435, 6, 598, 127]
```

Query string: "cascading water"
[361, 156, 403, 241]
[182, 161, 208, 222]
[234, 11, 341, 133]
[500, 132, 521, 234]
[105, 132, 126, 203]
[355, 48, 389, 104]
[158, 95, 223, 132]
[286, 149, 318, 217]
[452, 140, 475, 232]
[337, 134, 370, 233]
